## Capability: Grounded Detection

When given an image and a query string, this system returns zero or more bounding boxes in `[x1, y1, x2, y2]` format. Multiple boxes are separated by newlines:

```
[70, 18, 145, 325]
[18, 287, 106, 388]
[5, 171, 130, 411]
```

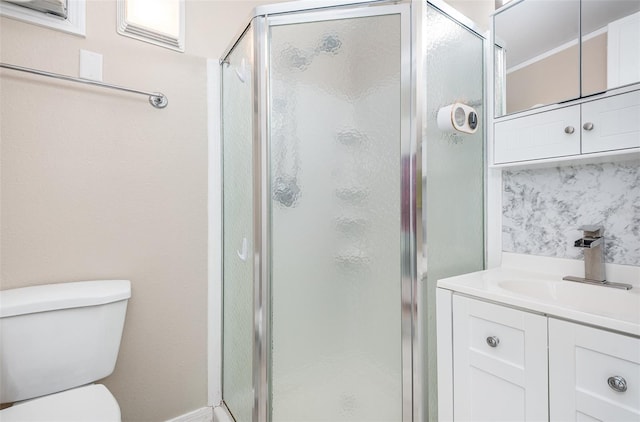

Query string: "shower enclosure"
[220, 1, 485, 421]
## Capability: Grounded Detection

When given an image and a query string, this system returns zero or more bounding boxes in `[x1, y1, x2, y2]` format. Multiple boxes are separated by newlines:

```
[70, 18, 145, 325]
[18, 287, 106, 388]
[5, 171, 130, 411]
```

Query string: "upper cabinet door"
[494, 104, 581, 164]
[494, 0, 580, 117]
[581, 90, 640, 154]
[582, 1, 640, 97]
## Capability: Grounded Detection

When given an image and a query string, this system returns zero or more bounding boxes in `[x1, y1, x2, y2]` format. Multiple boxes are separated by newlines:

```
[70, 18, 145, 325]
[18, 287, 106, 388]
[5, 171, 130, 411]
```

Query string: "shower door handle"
[237, 237, 248, 261]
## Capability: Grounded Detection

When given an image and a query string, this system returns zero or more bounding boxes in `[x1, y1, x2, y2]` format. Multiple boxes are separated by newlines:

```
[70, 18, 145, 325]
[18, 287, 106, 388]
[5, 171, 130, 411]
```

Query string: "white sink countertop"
[437, 253, 640, 337]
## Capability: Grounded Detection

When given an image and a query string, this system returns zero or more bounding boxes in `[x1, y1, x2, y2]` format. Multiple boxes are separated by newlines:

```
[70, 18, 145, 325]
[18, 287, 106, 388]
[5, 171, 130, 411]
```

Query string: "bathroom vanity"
[436, 254, 640, 421]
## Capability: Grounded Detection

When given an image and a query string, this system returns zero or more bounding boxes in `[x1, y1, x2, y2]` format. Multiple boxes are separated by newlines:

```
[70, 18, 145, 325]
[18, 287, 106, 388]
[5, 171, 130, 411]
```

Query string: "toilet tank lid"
[0, 280, 131, 318]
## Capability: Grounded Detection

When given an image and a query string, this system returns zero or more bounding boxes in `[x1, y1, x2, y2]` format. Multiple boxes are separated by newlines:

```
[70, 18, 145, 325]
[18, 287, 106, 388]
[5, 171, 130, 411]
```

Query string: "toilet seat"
[0, 384, 120, 421]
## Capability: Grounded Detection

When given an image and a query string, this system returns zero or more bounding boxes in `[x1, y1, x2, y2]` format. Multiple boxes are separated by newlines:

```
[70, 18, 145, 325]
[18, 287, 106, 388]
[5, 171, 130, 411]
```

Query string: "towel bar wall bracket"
[0, 62, 168, 109]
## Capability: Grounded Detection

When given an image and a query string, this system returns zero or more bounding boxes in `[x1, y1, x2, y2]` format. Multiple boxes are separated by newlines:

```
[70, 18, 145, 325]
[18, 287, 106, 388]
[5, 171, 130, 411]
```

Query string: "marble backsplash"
[502, 159, 640, 266]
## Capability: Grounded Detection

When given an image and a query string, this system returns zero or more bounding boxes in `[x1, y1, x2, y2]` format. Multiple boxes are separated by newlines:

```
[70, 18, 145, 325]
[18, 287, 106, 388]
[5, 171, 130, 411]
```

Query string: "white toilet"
[0, 279, 131, 421]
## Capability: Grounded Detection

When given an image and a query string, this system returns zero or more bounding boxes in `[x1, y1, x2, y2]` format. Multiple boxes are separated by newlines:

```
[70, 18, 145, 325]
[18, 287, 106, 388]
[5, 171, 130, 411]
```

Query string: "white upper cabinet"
[491, 0, 640, 165]
[494, 0, 640, 118]
[494, 89, 640, 164]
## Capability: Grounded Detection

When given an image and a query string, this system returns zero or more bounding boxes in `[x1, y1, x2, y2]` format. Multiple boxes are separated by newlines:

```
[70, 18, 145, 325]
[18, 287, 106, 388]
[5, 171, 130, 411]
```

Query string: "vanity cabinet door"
[494, 105, 581, 164]
[452, 296, 548, 421]
[549, 318, 640, 421]
[581, 90, 640, 154]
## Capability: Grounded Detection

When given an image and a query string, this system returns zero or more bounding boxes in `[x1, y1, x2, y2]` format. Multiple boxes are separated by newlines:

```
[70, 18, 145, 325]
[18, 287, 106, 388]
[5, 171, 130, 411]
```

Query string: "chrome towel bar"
[0, 62, 168, 109]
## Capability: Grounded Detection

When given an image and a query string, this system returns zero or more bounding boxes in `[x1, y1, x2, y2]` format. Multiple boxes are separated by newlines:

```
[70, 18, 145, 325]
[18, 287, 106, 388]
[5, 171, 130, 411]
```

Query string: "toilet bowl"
[0, 384, 120, 422]
[0, 280, 131, 421]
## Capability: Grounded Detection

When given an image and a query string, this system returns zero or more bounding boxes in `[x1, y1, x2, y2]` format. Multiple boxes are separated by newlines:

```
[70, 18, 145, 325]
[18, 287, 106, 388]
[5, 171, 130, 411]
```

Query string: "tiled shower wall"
[502, 159, 640, 266]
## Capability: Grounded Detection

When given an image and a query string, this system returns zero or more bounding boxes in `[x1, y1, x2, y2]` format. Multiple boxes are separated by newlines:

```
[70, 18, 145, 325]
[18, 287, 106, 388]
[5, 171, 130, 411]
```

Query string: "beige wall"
[506, 33, 607, 114]
[1, 0, 488, 420]
[444, 0, 494, 32]
[0, 1, 273, 420]
[582, 33, 608, 96]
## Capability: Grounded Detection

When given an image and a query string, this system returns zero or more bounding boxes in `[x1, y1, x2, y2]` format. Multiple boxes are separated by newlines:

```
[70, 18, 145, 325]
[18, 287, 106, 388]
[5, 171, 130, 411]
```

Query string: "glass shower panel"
[222, 26, 254, 422]
[269, 14, 403, 422]
[423, 4, 485, 421]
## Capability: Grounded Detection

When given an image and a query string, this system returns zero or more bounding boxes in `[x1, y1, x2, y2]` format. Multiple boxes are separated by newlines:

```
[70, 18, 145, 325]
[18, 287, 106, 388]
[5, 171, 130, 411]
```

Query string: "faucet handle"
[578, 225, 603, 237]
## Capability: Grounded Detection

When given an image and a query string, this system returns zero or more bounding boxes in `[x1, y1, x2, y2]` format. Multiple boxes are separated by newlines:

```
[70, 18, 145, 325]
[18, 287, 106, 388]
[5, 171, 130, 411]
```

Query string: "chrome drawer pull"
[608, 376, 627, 393]
[583, 122, 594, 131]
[486, 336, 500, 348]
[564, 126, 575, 134]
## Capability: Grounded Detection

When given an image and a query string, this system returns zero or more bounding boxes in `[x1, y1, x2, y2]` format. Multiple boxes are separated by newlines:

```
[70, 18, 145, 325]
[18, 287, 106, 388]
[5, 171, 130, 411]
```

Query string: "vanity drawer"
[465, 301, 526, 367]
[550, 318, 640, 420]
[452, 295, 548, 421]
[576, 345, 640, 411]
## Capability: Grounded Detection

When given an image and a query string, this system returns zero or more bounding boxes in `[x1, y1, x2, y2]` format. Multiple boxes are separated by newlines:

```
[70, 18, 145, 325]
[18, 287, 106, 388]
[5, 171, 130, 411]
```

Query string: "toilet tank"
[0, 280, 131, 403]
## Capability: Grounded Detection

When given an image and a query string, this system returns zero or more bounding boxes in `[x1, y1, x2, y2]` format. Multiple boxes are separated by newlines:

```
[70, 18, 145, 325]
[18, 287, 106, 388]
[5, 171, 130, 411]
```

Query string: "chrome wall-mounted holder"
[563, 225, 632, 290]
[0, 62, 168, 109]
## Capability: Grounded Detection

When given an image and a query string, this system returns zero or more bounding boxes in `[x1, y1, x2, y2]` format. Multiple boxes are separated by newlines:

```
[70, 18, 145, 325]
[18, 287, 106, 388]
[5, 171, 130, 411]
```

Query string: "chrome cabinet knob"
[564, 126, 575, 134]
[583, 122, 594, 131]
[486, 336, 500, 348]
[608, 376, 627, 392]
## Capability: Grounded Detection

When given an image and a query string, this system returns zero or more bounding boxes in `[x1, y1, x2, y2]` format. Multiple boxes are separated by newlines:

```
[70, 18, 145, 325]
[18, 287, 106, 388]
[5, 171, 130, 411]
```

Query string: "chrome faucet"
[563, 225, 632, 290]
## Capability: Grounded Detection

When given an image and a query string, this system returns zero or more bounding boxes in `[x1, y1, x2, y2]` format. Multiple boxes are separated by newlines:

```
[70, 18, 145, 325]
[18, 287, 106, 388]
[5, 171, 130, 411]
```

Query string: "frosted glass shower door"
[268, 8, 408, 422]
[422, 4, 485, 421]
[222, 26, 254, 422]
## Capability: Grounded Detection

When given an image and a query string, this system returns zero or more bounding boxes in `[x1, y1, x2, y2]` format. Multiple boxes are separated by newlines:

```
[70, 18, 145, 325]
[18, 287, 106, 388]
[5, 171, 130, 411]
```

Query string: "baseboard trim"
[166, 407, 213, 422]
[212, 402, 235, 422]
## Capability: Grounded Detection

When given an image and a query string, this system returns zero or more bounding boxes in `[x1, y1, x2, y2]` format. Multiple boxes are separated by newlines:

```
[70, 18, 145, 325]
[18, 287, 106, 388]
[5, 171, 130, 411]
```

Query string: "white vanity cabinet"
[549, 318, 640, 421]
[451, 295, 549, 421]
[438, 289, 640, 421]
[493, 89, 640, 164]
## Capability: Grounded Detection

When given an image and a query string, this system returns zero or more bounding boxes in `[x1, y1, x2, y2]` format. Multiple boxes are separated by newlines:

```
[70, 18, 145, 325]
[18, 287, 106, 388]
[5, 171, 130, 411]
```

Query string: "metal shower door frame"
[415, 1, 487, 420]
[251, 2, 416, 422]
